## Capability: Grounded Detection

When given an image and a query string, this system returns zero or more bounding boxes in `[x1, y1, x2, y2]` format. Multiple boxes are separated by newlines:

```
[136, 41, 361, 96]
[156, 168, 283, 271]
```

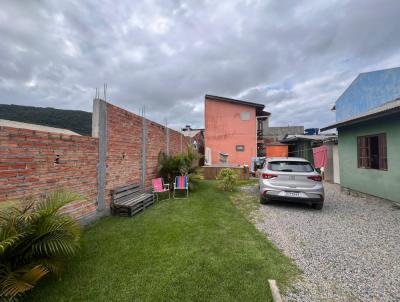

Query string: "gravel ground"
[250, 182, 400, 302]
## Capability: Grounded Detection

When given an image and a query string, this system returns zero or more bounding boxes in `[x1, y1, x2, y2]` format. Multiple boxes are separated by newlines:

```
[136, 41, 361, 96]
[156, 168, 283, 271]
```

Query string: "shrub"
[158, 148, 198, 184]
[217, 168, 238, 191]
[0, 191, 81, 301]
[187, 171, 202, 192]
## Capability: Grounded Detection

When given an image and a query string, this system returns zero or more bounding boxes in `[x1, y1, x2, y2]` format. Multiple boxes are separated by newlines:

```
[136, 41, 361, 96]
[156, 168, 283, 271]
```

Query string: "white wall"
[333, 144, 341, 184]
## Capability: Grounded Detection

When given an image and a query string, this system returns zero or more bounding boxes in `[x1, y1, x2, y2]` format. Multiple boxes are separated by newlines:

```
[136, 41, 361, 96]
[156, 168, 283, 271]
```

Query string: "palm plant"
[0, 191, 82, 301]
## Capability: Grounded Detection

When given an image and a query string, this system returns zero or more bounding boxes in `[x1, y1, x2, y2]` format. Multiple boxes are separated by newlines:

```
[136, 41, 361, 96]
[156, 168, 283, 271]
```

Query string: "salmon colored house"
[204, 95, 270, 167]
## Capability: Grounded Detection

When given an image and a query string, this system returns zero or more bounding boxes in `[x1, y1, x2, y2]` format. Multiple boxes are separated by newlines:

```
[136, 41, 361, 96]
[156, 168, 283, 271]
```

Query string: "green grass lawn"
[27, 180, 298, 302]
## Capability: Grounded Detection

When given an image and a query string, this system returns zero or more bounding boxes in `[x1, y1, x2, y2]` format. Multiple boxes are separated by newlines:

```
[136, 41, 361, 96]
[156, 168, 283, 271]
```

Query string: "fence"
[0, 99, 191, 223]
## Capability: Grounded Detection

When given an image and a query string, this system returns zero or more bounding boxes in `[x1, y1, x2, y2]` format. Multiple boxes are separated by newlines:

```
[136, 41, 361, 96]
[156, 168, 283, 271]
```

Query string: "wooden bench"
[110, 184, 154, 217]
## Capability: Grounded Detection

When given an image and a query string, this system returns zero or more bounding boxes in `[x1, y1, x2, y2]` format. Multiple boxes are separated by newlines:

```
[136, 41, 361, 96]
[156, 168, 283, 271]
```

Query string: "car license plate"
[285, 191, 300, 197]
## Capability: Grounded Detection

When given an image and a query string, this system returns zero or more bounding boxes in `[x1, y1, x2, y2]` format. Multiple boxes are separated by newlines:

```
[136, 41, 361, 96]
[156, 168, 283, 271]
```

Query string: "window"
[268, 161, 314, 172]
[240, 112, 250, 121]
[236, 145, 245, 152]
[357, 134, 387, 170]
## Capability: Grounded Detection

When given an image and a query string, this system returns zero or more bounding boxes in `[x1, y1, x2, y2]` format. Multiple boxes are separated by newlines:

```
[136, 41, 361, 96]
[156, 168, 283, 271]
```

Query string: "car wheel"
[312, 203, 323, 210]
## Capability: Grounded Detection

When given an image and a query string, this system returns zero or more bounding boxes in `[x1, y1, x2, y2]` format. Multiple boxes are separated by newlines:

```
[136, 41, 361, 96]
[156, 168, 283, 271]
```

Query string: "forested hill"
[0, 104, 92, 136]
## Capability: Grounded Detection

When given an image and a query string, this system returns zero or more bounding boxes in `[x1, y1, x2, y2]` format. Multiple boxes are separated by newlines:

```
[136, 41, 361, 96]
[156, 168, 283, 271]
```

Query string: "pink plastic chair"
[152, 178, 170, 201]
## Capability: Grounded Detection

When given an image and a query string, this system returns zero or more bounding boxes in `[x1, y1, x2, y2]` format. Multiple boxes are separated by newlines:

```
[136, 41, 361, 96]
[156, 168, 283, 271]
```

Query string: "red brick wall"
[145, 123, 191, 188]
[0, 101, 192, 221]
[145, 121, 167, 188]
[105, 103, 142, 206]
[170, 130, 191, 156]
[105, 103, 191, 200]
[0, 126, 98, 220]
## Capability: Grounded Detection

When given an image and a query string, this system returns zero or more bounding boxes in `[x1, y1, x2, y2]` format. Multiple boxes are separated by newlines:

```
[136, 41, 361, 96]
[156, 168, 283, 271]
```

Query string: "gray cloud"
[1, 0, 400, 130]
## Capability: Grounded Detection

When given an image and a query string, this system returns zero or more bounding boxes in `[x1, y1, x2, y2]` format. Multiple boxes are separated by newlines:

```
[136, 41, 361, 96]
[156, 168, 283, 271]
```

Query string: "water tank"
[304, 128, 319, 135]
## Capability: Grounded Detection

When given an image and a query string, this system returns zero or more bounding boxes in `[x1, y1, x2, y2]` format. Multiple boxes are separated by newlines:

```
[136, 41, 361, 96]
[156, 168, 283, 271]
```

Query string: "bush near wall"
[158, 148, 198, 186]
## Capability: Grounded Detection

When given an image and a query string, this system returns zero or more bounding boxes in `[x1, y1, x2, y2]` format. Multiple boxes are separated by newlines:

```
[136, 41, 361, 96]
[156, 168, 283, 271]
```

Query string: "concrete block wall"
[263, 126, 304, 143]
[0, 126, 98, 220]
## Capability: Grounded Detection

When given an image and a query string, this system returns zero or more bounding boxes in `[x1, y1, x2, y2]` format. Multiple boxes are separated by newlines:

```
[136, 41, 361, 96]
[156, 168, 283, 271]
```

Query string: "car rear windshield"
[268, 161, 314, 172]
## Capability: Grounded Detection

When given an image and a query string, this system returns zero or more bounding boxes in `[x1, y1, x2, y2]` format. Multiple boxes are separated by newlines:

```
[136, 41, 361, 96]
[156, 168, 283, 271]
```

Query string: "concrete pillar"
[92, 98, 107, 211]
[166, 127, 170, 156]
[141, 117, 147, 188]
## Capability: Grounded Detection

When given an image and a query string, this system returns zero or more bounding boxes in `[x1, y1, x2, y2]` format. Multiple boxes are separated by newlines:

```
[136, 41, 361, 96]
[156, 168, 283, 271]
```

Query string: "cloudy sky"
[1, 0, 400, 130]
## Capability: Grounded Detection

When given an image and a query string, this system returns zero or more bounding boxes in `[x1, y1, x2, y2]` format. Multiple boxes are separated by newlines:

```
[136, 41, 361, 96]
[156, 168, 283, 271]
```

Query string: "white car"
[258, 157, 324, 209]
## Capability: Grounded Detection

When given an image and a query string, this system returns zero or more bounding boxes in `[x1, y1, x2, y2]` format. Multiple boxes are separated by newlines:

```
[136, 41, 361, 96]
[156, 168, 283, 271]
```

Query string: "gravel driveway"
[252, 182, 400, 302]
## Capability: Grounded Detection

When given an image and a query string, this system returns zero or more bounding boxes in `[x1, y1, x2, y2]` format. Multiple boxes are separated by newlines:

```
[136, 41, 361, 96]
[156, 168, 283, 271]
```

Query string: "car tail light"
[308, 175, 322, 181]
[262, 173, 277, 179]
[319, 194, 324, 202]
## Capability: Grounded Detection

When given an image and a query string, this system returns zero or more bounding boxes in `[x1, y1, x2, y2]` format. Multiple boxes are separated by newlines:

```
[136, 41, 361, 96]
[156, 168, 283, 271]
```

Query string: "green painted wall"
[338, 113, 400, 202]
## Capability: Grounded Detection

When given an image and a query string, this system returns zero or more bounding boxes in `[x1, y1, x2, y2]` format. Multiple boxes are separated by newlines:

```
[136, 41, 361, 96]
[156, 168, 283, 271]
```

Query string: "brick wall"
[145, 121, 167, 188]
[0, 100, 192, 221]
[169, 130, 185, 155]
[105, 103, 191, 203]
[145, 122, 191, 188]
[0, 126, 98, 220]
[146, 122, 191, 188]
[105, 103, 142, 206]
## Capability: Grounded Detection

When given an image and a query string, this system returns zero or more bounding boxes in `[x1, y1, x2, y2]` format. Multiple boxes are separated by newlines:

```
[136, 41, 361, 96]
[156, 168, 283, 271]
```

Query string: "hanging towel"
[313, 145, 328, 168]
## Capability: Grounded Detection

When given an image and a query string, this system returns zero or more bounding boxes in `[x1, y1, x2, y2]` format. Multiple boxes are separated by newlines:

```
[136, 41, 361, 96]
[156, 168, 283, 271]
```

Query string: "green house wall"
[338, 113, 400, 202]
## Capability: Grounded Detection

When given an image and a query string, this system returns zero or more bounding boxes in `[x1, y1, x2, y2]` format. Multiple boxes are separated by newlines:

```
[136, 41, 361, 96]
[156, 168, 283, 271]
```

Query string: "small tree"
[217, 168, 238, 191]
[158, 147, 198, 183]
[0, 191, 81, 301]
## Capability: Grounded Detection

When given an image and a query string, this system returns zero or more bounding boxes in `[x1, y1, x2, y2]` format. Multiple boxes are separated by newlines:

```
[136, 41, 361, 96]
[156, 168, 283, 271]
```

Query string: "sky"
[1, 0, 400, 130]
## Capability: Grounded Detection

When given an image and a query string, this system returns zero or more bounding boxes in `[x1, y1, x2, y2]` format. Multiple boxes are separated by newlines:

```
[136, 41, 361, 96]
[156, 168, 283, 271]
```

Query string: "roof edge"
[333, 73, 361, 106]
[205, 94, 265, 109]
[333, 67, 400, 106]
[321, 103, 400, 131]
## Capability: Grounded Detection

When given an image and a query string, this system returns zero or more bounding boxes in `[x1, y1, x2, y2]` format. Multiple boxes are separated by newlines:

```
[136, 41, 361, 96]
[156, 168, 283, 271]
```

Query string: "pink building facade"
[204, 95, 269, 167]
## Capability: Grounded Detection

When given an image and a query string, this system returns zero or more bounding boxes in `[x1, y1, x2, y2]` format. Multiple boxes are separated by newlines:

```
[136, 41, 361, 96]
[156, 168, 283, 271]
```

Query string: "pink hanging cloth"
[313, 145, 328, 168]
